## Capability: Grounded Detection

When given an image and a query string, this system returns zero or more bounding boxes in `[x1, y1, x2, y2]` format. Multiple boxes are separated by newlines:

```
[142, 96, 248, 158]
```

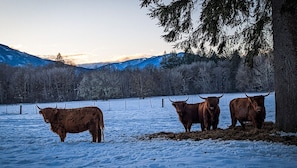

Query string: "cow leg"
[89, 130, 98, 142]
[200, 123, 205, 131]
[90, 129, 99, 143]
[204, 121, 210, 130]
[187, 123, 192, 133]
[204, 118, 211, 130]
[212, 124, 217, 130]
[58, 130, 66, 142]
[257, 121, 263, 129]
[239, 120, 245, 130]
[98, 129, 102, 143]
[203, 119, 209, 131]
[212, 117, 219, 130]
[251, 118, 259, 129]
[183, 124, 188, 133]
[89, 123, 99, 143]
[229, 117, 237, 128]
[229, 110, 237, 128]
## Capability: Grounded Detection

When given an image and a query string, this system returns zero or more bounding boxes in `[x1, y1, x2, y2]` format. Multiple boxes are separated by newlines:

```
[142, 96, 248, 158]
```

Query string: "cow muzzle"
[256, 106, 262, 113]
[209, 106, 215, 111]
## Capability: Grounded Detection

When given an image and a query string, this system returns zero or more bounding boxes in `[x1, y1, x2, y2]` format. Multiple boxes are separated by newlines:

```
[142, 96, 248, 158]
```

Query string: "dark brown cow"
[198, 94, 223, 130]
[229, 92, 270, 129]
[38, 106, 104, 143]
[170, 98, 204, 132]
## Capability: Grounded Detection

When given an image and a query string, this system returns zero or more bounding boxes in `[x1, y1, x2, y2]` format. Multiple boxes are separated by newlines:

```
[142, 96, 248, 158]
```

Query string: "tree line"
[0, 51, 274, 104]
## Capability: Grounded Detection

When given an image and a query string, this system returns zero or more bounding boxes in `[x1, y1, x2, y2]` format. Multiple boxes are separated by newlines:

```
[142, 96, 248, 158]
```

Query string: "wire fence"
[0, 96, 179, 115]
[0, 93, 259, 115]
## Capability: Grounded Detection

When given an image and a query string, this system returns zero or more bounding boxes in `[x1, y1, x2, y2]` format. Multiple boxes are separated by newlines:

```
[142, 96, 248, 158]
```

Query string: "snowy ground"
[1, 93, 297, 168]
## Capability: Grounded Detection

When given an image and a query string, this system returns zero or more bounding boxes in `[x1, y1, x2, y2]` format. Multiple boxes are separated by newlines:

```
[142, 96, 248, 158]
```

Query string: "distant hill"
[78, 53, 185, 70]
[0, 44, 54, 67]
[0, 43, 185, 70]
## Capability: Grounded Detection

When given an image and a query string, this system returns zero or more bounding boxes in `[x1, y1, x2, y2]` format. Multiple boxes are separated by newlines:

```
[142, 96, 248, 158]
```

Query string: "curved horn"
[198, 95, 206, 100]
[169, 96, 189, 102]
[263, 91, 270, 97]
[218, 93, 224, 98]
[169, 97, 175, 102]
[245, 93, 251, 98]
[184, 96, 189, 102]
[36, 105, 41, 110]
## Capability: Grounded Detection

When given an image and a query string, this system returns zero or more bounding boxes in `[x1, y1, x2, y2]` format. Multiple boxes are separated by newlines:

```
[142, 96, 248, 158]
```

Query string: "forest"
[0, 51, 274, 104]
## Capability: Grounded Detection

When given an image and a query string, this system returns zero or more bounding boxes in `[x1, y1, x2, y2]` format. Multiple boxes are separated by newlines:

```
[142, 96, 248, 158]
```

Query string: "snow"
[1, 93, 297, 167]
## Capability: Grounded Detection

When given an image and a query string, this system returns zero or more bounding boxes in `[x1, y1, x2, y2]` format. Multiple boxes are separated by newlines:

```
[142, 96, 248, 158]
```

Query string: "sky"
[0, 0, 180, 64]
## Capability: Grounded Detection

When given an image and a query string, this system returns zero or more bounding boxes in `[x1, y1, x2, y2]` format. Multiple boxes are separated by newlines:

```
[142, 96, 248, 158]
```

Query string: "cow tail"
[99, 110, 104, 142]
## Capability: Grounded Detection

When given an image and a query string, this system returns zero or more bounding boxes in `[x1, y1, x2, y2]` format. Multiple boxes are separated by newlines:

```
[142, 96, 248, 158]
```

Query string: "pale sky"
[0, 0, 179, 64]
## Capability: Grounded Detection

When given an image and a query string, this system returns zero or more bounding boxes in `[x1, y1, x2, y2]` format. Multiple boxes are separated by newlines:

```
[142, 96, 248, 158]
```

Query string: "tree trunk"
[272, 0, 297, 132]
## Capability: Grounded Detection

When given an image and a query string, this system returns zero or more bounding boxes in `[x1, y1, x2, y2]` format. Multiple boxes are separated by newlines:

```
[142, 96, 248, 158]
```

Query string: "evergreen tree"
[229, 50, 242, 92]
[160, 51, 182, 69]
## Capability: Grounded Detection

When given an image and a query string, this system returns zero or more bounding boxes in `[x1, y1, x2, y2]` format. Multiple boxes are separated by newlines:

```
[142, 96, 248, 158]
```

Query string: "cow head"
[198, 94, 223, 111]
[37, 106, 58, 123]
[169, 97, 189, 117]
[245, 92, 270, 113]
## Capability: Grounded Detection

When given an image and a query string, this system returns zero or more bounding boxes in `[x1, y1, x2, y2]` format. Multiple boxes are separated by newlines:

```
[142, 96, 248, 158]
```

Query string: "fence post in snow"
[19, 104, 22, 115]
[162, 98, 164, 108]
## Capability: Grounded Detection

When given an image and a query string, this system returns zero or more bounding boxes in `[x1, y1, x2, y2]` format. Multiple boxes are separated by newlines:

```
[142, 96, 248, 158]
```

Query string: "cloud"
[9, 44, 24, 50]
[115, 53, 152, 62]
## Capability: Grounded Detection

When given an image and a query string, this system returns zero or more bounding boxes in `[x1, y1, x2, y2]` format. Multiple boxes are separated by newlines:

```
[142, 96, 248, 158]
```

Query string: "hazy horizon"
[0, 0, 181, 64]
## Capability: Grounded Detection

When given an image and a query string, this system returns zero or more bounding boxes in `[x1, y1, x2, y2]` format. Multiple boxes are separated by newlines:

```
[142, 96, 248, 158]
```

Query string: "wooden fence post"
[19, 104, 22, 114]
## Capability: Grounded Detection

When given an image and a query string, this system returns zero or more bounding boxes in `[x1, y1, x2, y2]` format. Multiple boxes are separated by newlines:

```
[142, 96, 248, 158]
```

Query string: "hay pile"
[141, 122, 297, 146]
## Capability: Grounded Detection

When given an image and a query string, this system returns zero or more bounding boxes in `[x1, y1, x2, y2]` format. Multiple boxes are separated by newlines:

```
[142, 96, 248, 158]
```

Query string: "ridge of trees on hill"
[0, 51, 273, 104]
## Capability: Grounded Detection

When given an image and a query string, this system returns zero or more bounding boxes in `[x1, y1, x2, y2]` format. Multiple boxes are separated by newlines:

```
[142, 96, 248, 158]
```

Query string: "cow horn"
[169, 96, 188, 102]
[218, 94, 224, 98]
[198, 95, 206, 100]
[36, 105, 42, 110]
[245, 93, 250, 98]
[184, 96, 189, 102]
[263, 91, 270, 97]
[169, 97, 174, 102]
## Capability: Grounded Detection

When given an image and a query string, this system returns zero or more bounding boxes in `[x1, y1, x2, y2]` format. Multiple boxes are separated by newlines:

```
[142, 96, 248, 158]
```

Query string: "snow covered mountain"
[97, 56, 163, 70]
[0, 44, 54, 67]
[0, 43, 185, 70]
[79, 52, 185, 70]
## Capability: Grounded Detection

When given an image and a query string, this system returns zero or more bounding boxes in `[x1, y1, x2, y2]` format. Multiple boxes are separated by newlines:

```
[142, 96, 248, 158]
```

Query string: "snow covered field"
[1, 93, 297, 167]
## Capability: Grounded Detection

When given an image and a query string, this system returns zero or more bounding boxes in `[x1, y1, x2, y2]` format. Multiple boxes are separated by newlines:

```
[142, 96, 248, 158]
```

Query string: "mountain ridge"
[0, 43, 185, 70]
[0, 44, 54, 67]
[78, 52, 185, 70]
